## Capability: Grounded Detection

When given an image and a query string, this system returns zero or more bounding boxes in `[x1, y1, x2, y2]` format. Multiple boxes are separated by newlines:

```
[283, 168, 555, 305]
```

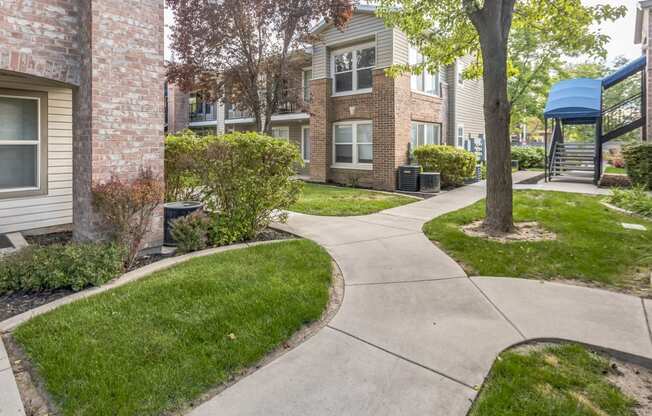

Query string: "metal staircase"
[549, 142, 596, 179]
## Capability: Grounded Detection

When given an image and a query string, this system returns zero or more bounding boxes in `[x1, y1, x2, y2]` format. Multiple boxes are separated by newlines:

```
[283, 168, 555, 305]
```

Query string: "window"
[271, 126, 290, 141]
[189, 92, 215, 122]
[457, 61, 465, 85]
[411, 122, 441, 149]
[0, 90, 47, 197]
[333, 120, 372, 168]
[301, 126, 310, 162]
[457, 125, 465, 148]
[302, 69, 312, 102]
[409, 47, 439, 96]
[332, 44, 376, 95]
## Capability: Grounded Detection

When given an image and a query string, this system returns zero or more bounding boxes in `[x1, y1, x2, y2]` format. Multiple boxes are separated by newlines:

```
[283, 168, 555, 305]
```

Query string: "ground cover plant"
[606, 166, 627, 175]
[13, 240, 331, 416]
[424, 191, 652, 292]
[608, 186, 652, 219]
[290, 182, 417, 216]
[470, 343, 638, 416]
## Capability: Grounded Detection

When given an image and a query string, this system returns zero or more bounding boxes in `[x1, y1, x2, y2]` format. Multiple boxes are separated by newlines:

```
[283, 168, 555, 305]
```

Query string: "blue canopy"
[602, 56, 646, 89]
[544, 78, 602, 122]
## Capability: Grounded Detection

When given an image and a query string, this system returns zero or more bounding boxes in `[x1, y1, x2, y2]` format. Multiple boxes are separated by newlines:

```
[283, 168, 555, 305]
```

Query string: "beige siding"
[312, 12, 394, 79]
[452, 56, 485, 141]
[0, 75, 73, 234]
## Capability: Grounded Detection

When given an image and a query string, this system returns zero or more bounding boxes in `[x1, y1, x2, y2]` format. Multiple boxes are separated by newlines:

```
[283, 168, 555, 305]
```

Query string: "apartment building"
[167, 5, 485, 191]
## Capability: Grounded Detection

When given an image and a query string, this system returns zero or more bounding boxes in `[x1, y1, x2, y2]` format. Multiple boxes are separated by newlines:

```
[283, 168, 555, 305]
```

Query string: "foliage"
[0, 243, 125, 295]
[92, 169, 164, 269]
[623, 144, 652, 189]
[608, 186, 652, 219]
[170, 211, 211, 253]
[423, 191, 652, 291]
[290, 182, 417, 216]
[166, 0, 354, 133]
[14, 240, 331, 416]
[470, 343, 637, 416]
[194, 132, 303, 242]
[511, 146, 544, 169]
[413, 145, 476, 187]
[165, 131, 203, 202]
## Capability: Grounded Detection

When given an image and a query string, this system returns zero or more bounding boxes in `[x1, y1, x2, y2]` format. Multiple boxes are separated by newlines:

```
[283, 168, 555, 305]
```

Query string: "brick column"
[168, 83, 190, 134]
[74, 0, 165, 246]
[309, 78, 332, 182]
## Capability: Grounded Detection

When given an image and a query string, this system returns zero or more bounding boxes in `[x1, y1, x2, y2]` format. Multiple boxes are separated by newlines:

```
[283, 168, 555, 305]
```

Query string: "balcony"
[189, 93, 216, 123]
[225, 88, 309, 120]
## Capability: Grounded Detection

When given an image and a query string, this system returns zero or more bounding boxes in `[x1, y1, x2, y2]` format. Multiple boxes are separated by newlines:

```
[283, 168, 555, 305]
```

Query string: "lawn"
[13, 240, 332, 416]
[290, 182, 418, 216]
[423, 191, 652, 290]
[605, 166, 627, 174]
[470, 344, 637, 416]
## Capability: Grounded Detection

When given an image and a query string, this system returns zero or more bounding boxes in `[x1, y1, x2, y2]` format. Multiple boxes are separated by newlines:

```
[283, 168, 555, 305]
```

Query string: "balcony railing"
[225, 88, 309, 120]
[190, 111, 217, 123]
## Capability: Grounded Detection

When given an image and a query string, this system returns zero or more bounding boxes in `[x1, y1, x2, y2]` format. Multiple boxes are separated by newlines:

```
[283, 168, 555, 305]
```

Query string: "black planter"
[164, 201, 203, 246]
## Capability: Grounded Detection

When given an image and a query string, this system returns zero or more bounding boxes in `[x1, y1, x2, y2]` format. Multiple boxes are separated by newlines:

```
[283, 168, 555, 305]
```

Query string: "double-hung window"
[409, 47, 440, 96]
[0, 90, 47, 198]
[332, 44, 376, 95]
[411, 122, 441, 149]
[333, 120, 372, 168]
[271, 126, 290, 141]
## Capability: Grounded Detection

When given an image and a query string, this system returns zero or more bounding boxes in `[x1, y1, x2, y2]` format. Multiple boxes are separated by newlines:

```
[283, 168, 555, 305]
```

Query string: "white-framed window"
[271, 126, 290, 141]
[457, 125, 465, 148]
[0, 91, 46, 197]
[409, 47, 440, 96]
[411, 122, 441, 149]
[302, 68, 312, 102]
[332, 120, 373, 169]
[301, 125, 310, 162]
[331, 43, 376, 95]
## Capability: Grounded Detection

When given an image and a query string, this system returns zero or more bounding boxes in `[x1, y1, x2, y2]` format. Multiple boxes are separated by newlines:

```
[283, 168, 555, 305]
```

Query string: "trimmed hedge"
[623, 144, 652, 189]
[0, 243, 125, 295]
[165, 131, 203, 202]
[413, 145, 476, 187]
[511, 146, 545, 169]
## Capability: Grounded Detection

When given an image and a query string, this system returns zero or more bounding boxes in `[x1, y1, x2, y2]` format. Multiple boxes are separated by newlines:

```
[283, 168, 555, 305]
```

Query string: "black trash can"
[164, 201, 203, 246]
[420, 172, 441, 193]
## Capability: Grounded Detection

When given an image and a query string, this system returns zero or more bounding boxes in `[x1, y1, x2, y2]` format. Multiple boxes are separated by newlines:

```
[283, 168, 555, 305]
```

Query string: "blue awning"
[544, 78, 602, 121]
[602, 56, 646, 89]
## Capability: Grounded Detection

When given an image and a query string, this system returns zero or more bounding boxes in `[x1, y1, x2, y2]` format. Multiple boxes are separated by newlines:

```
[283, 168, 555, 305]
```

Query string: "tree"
[378, 0, 625, 233]
[166, 0, 354, 133]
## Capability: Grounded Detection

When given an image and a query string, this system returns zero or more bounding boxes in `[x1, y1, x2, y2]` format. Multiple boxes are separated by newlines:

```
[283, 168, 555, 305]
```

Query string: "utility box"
[397, 165, 421, 192]
[420, 172, 441, 193]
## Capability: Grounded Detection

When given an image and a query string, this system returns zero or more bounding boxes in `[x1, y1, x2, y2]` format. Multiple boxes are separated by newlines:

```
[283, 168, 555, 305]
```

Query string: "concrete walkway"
[190, 181, 652, 416]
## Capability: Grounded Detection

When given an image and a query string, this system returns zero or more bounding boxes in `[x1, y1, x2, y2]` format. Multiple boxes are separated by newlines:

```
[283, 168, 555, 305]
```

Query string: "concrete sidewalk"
[187, 181, 652, 415]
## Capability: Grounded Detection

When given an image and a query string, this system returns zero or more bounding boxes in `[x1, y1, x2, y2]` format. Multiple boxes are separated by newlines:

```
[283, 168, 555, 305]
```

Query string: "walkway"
[189, 181, 652, 416]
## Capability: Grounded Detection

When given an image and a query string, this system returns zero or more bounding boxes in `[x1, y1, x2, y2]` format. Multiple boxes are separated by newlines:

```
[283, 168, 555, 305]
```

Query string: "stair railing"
[602, 92, 643, 137]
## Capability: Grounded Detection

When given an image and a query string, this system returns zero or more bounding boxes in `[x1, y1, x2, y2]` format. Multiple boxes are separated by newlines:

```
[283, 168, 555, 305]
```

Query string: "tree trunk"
[471, 1, 515, 234]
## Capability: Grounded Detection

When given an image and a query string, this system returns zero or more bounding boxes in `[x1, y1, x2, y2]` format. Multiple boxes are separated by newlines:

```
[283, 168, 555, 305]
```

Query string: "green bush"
[511, 146, 545, 169]
[623, 144, 652, 189]
[170, 211, 211, 253]
[0, 243, 125, 295]
[413, 145, 477, 187]
[608, 186, 652, 218]
[165, 131, 203, 202]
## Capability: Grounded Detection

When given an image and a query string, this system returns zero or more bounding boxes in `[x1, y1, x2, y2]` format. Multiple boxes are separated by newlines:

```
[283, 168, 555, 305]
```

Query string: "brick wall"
[168, 83, 190, 134]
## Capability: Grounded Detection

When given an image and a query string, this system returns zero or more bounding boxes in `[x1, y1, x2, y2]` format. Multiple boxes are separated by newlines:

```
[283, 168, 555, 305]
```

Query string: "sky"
[164, 0, 642, 64]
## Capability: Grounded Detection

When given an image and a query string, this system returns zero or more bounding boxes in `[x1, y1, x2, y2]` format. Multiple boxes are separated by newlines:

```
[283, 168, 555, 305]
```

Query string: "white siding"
[0, 75, 73, 234]
[452, 55, 485, 140]
[312, 12, 395, 79]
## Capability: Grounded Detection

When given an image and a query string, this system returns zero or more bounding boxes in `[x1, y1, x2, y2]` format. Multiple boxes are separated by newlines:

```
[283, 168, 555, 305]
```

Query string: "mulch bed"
[1, 227, 295, 323]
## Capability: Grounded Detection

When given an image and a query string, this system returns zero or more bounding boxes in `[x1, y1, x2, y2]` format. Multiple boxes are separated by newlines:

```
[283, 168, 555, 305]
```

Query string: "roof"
[309, 4, 377, 35]
[544, 78, 603, 121]
[602, 55, 646, 89]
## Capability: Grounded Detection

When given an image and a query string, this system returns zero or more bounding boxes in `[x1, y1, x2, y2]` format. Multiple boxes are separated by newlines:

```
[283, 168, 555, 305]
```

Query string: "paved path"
[190, 181, 652, 416]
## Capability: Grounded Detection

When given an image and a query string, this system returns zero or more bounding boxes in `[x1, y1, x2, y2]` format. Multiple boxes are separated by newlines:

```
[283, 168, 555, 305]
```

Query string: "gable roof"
[309, 4, 378, 35]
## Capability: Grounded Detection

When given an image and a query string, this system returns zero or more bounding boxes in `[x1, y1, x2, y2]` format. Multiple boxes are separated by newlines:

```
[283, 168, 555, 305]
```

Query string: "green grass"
[424, 191, 652, 289]
[13, 240, 332, 416]
[605, 166, 627, 174]
[290, 182, 418, 216]
[470, 344, 637, 416]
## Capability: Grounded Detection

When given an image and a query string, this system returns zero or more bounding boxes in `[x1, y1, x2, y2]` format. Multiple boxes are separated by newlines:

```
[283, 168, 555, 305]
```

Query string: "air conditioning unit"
[420, 172, 441, 193]
[397, 165, 421, 192]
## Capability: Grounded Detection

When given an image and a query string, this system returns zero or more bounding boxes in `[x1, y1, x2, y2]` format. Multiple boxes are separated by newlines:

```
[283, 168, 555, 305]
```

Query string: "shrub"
[413, 145, 476, 187]
[170, 211, 211, 253]
[623, 144, 652, 189]
[165, 131, 203, 202]
[195, 132, 303, 242]
[92, 169, 164, 268]
[511, 146, 545, 170]
[612, 158, 625, 169]
[608, 186, 652, 218]
[0, 243, 125, 295]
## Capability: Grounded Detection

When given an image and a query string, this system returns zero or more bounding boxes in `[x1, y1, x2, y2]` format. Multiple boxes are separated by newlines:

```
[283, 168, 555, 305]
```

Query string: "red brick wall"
[167, 83, 190, 134]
